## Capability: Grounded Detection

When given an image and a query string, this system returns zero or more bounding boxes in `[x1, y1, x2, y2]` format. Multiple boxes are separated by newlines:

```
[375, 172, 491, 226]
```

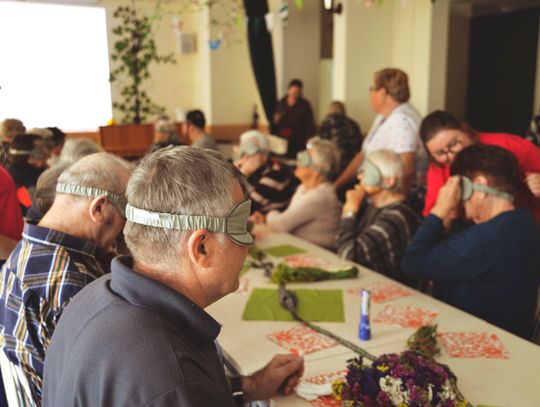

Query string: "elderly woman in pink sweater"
[253, 137, 342, 249]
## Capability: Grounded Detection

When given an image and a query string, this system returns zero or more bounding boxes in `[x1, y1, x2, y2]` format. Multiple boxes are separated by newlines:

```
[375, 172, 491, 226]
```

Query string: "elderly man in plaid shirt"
[0, 152, 130, 405]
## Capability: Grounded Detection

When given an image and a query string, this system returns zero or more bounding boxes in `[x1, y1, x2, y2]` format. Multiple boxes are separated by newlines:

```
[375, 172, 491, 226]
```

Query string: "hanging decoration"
[279, 0, 289, 26]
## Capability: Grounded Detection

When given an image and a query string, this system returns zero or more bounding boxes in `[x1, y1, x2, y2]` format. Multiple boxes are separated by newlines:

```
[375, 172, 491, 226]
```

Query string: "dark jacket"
[402, 210, 540, 339]
[43, 256, 236, 407]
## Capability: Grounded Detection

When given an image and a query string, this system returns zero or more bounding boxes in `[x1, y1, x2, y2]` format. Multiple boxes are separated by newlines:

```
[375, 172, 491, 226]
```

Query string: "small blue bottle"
[359, 289, 371, 341]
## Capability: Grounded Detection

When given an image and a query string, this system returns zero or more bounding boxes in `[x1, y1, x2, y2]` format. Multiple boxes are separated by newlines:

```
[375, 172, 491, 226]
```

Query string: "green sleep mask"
[239, 141, 264, 157]
[460, 176, 513, 202]
[56, 182, 127, 217]
[296, 150, 329, 177]
[125, 199, 254, 246]
[358, 158, 383, 187]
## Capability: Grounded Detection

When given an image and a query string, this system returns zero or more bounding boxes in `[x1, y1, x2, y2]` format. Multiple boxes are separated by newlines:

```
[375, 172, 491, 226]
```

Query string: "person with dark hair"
[335, 68, 424, 197]
[273, 78, 315, 158]
[184, 109, 218, 150]
[402, 144, 540, 339]
[45, 127, 66, 166]
[319, 101, 362, 173]
[420, 110, 540, 224]
[6, 134, 46, 213]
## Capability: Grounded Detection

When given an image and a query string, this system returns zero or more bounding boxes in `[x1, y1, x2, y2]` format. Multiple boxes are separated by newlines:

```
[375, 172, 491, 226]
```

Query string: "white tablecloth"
[206, 231, 540, 407]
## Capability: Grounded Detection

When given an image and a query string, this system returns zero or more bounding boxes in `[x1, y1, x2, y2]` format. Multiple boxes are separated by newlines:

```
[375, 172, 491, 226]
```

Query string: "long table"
[206, 231, 540, 406]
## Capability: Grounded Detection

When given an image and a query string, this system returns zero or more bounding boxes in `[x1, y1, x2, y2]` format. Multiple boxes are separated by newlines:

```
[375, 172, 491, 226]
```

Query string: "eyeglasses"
[431, 138, 463, 159]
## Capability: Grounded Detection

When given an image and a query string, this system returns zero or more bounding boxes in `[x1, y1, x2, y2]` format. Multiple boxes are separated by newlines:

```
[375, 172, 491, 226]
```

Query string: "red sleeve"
[422, 164, 449, 217]
[478, 132, 540, 174]
[0, 167, 24, 241]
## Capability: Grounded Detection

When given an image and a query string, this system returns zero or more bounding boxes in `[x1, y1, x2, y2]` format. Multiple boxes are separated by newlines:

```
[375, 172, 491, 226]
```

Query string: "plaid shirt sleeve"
[0, 239, 103, 403]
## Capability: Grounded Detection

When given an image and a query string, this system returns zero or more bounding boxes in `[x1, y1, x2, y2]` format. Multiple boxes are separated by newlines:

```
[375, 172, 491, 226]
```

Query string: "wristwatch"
[342, 210, 356, 219]
[230, 376, 244, 406]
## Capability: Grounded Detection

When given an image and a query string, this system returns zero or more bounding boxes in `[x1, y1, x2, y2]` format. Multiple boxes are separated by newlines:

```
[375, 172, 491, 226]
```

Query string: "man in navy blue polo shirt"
[43, 146, 304, 407]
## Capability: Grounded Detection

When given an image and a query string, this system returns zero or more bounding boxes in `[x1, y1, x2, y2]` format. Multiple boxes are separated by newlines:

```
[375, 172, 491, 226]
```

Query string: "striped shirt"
[337, 201, 420, 283]
[0, 223, 104, 405]
[247, 159, 295, 214]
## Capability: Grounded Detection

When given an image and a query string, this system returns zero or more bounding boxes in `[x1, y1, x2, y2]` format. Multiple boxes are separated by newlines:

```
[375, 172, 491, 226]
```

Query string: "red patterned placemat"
[284, 253, 330, 268]
[346, 281, 413, 303]
[303, 370, 347, 407]
[266, 324, 337, 356]
[373, 304, 438, 328]
[438, 332, 510, 359]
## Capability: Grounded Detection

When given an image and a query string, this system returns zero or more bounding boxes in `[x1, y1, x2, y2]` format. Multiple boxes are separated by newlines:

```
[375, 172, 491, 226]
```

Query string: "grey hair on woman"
[307, 136, 341, 180]
[365, 149, 405, 193]
[60, 138, 102, 164]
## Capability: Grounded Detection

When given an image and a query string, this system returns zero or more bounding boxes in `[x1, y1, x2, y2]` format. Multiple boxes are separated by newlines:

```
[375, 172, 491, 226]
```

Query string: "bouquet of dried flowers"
[331, 325, 472, 407]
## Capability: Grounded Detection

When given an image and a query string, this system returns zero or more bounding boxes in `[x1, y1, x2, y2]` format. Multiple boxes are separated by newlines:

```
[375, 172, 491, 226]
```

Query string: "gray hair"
[154, 117, 178, 140]
[307, 136, 341, 180]
[124, 146, 248, 268]
[366, 149, 404, 193]
[35, 161, 72, 215]
[59, 138, 102, 164]
[58, 152, 131, 195]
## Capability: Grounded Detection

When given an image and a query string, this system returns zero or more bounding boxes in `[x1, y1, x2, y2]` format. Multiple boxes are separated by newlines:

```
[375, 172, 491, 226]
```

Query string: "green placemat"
[263, 245, 307, 257]
[242, 288, 344, 322]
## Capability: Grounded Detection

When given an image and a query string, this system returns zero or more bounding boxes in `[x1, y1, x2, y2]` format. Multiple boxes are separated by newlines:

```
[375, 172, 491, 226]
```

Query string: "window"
[0, 1, 112, 131]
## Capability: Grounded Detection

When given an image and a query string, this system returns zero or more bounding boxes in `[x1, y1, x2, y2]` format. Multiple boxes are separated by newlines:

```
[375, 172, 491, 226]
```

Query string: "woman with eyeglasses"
[421, 110, 540, 225]
[253, 137, 342, 250]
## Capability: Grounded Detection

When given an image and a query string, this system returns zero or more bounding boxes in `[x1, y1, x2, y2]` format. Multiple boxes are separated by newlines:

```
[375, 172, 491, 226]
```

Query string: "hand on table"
[342, 185, 366, 215]
[242, 354, 304, 402]
[431, 176, 461, 224]
[525, 172, 540, 198]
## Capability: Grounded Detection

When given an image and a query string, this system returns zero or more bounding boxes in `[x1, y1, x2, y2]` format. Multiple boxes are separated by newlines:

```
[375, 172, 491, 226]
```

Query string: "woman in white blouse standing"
[334, 68, 425, 195]
[253, 137, 342, 250]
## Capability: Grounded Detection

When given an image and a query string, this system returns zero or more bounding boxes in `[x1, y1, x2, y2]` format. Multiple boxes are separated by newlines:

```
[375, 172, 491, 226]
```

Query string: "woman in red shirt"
[421, 110, 540, 225]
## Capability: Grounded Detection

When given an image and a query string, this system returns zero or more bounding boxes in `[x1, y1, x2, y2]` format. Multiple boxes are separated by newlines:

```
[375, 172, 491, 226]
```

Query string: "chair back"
[0, 350, 36, 407]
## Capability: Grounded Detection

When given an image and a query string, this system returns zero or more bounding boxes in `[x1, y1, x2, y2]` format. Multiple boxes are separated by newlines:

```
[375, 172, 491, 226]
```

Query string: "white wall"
[333, 0, 394, 132]
[98, 0, 199, 123]
[281, 1, 322, 120]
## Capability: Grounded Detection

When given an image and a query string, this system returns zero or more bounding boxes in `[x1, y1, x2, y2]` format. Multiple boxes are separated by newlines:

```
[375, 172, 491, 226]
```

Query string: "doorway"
[466, 9, 540, 135]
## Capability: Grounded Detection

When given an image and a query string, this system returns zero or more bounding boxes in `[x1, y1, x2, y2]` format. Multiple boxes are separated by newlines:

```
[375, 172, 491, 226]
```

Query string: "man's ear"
[88, 196, 108, 224]
[187, 229, 212, 268]
[383, 176, 397, 190]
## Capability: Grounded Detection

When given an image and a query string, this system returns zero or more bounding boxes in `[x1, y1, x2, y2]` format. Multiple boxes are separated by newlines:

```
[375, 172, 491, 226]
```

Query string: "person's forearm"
[336, 218, 357, 259]
[335, 152, 362, 188]
[401, 215, 445, 278]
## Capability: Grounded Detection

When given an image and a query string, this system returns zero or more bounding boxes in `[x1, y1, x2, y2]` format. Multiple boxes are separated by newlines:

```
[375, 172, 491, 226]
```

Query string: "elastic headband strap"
[56, 182, 127, 217]
[126, 204, 226, 232]
[9, 149, 32, 155]
[461, 177, 514, 202]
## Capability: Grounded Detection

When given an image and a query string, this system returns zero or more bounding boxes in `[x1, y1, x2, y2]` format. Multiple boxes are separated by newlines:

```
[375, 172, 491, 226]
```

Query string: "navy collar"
[23, 222, 97, 256]
[110, 256, 221, 343]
